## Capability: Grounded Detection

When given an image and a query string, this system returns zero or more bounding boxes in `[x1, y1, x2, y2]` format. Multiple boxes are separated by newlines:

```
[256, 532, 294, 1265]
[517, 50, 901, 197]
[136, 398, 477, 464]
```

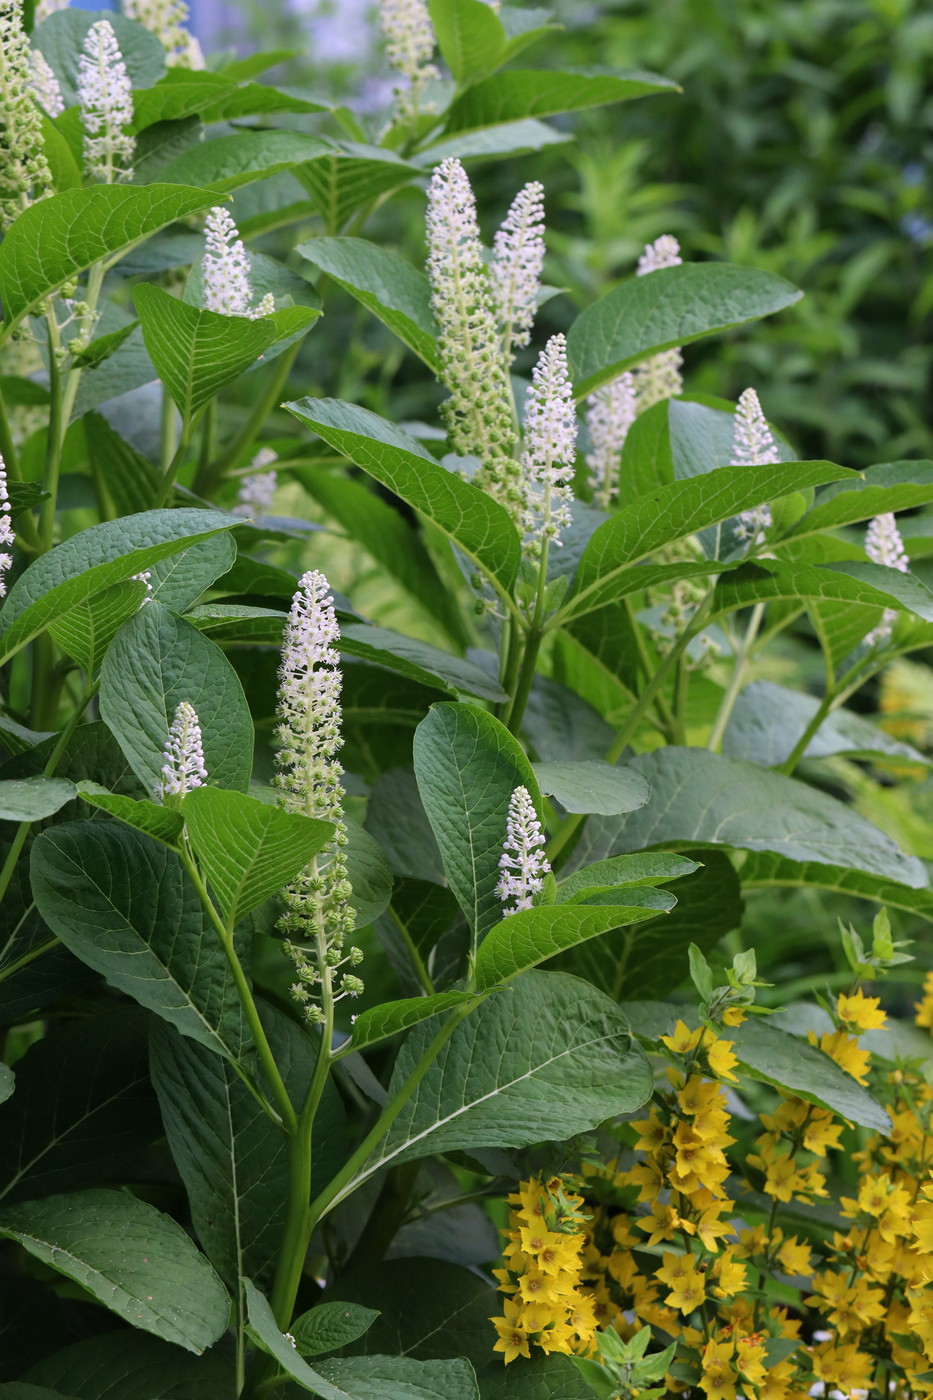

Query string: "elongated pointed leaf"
[345, 990, 485, 1053]
[291, 1302, 380, 1357]
[159, 130, 331, 192]
[77, 783, 185, 847]
[444, 68, 678, 134]
[473, 902, 671, 991]
[22, 1331, 234, 1399]
[567, 263, 803, 399]
[429, 0, 505, 81]
[712, 558, 933, 625]
[0, 1190, 229, 1353]
[0, 186, 219, 330]
[49, 580, 147, 675]
[557, 852, 699, 902]
[294, 146, 422, 236]
[286, 398, 521, 593]
[739, 850, 933, 923]
[791, 460, 933, 538]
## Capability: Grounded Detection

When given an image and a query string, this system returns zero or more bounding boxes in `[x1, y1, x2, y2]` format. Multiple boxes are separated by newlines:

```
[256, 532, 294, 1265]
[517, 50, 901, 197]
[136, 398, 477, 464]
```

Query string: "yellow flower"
[660, 1019, 704, 1054]
[700, 1337, 737, 1400]
[704, 1034, 739, 1083]
[711, 1250, 747, 1298]
[637, 1199, 682, 1247]
[491, 1299, 532, 1363]
[722, 1007, 746, 1026]
[735, 1333, 768, 1387]
[776, 1235, 811, 1276]
[808, 1027, 871, 1085]
[655, 1251, 707, 1314]
[811, 1339, 874, 1391]
[836, 988, 886, 1032]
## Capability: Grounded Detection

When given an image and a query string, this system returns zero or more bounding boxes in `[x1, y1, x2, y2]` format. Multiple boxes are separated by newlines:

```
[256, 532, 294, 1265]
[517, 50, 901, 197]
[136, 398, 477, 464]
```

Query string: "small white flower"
[731, 387, 780, 546]
[490, 181, 546, 358]
[201, 206, 275, 320]
[497, 786, 550, 915]
[0, 454, 15, 598]
[864, 511, 909, 647]
[585, 371, 636, 508]
[131, 569, 152, 606]
[633, 234, 683, 411]
[520, 333, 577, 556]
[121, 0, 204, 68]
[234, 447, 278, 516]
[77, 19, 135, 183]
[379, 0, 437, 117]
[34, 0, 70, 21]
[28, 48, 63, 116]
[0, 0, 54, 228]
[637, 234, 682, 276]
[159, 700, 208, 797]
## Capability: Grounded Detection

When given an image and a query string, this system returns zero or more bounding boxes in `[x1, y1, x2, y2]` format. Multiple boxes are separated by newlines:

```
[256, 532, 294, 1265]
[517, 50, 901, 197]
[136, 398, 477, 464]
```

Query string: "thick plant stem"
[195, 342, 300, 498]
[707, 601, 765, 752]
[503, 625, 542, 736]
[268, 1119, 313, 1330]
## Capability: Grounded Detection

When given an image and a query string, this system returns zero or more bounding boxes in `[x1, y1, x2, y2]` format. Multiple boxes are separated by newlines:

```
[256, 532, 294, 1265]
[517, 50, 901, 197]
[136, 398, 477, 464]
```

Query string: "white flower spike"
[234, 447, 278, 516]
[34, 0, 70, 21]
[490, 181, 546, 360]
[159, 700, 208, 798]
[864, 512, 910, 647]
[122, 0, 204, 68]
[520, 333, 577, 556]
[28, 49, 63, 116]
[0, 454, 15, 598]
[0, 0, 54, 228]
[497, 786, 550, 916]
[77, 19, 135, 183]
[731, 387, 779, 546]
[379, 0, 437, 118]
[585, 371, 636, 509]
[201, 206, 275, 320]
[633, 235, 683, 410]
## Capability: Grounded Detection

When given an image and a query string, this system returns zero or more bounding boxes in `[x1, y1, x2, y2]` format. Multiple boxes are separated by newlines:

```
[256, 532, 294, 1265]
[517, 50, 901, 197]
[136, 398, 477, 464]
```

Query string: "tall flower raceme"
[379, 0, 437, 118]
[234, 447, 278, 516]
[489, 181, 546, 363]
[0, 0, 54, 229]
[77, 19, 135, 183]
[864, 511, 910, 647]
[201, 206, 276, 320]
[121, 0, 204, 68]
[632, 234, 684, 411]
[425, 159, 518, 512]
[159, 701, 207, 799]
[0, 455, 15, 599]
[519, 334, 577, 559]
[731, 386, 780, 547]
[274, 571, 361, 1026]
[585, 371, 636, 509]
[496, 785, 550, 915]
[35, 0, 69, 21]
[28, 49, 63, 116]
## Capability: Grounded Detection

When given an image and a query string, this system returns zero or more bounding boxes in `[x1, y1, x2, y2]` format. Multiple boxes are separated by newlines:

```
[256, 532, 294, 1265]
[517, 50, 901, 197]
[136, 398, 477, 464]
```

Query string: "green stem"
[502, 625, 542, 737]
[707, 601, 766, 753]
[777, 688, 835, 776]
[157, 423, 192, 507]
[195, 342, 301, 499]
[624, 597, 675, 735]
[160, 384, 178, 476]
[39, 315, 64, 552]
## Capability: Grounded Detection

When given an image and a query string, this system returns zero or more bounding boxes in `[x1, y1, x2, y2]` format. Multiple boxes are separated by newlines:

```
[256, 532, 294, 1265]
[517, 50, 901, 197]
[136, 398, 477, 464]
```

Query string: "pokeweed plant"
[2, 1, 933, 1398]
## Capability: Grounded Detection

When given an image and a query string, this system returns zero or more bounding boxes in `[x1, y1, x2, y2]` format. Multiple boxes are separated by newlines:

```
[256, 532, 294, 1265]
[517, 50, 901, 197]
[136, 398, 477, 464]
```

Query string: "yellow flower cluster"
[490, 1175, 597, 1363]
[490, 983, 933, 1400]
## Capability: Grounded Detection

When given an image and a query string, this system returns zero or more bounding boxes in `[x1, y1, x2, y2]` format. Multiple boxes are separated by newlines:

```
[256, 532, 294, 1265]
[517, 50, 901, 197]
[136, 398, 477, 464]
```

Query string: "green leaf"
[341, 623, 506, 702]
[567, 264, 803, 399]
[135, 285, 317, 423]
[361, 971, 652, 1174]
[343, 818, 394, 928]
[413, 703, 538, 943]
[146, 533, 238, 612]
[556, 852, 699, 902]
[130, 70, 240, 127]
[0, 508, 238, 665]
[0, 1065, 12, 1106]
[568, 746, 925, 887]
[182, 787, 333, 925]
[560, 462, 857, 622]
[791, 459, 933, 538]
[30, 821, 247, 1060]
[0, 1189, 229, 1353]
[444, 68, 678, 134]
[0, 778, 76, 821]
[723, 679, 930, 769]
[345, 991, 485, 1053]
[99, 601, 254, 795]
[0, 186, 219, 332]
[480, 1353, 596, 1400]
[473, 902, 671, 991]
[417, 117, 570, 164]
[159, 130, 331, 192]
[34, 9, 165, 105]
[49, 580, 147, 675]
[0, 1011, 158, 1204]
[244, 1279, 367, 1400]
[22, 1332, 234, 1400]
[285, 399, 521, 594]
[40, 111, 82, 193]
[76, 783, 185, 848]
[0, 1385, 74, 1400]
[294, 147, 423, 236]
[317, 1357, 480, 1400]
[296, 237, 438, 370]
[738, 850, 933, 924]
[291, 1302, 381, 1357]
[713, 559, 933, 627]
[429, 0, 505, 81]
[533, 760, 650, 815]
[72, 321, 138, 370]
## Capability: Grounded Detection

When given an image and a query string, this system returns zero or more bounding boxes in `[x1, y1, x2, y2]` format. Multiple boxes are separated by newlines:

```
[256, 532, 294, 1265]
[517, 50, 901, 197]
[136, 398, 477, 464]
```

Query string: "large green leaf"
[77, 783, 185, 848]
[30, 822, 247, 1060]
[429, 0, 505, 80]
[417, 117, 570, 164]
[135, 285, 317, 423]
[738, 850, 933, 923]
[790, 459, 933, 538]
[131, 71, 327, 130]
[291, 1302, 380, 1357]
[559, 462, 857, 622]
[0, 1011, 158, 1204]
[285, 399, 521, 594]
[48, 580, 148, 676]
[0, 186, 218, 331]
[473, 901, 671, 991]
[345, 991, 485, 1053]
[566, 264, 803, 399]
[296, 238, 438, 370]
[413, 703, 538, 944]
[556, 852, 699, 901]
[99, 601, 253, 795]
[533, 760, 650, 815]
[23, 1332, 233, 1400]
[359, 971, 652, 1176]
[480, 1354, 595, 1400]
[317, 1357, 480, 1400]
[0, 778, 75, 822]
[0, 1190, 229, 1353]
[712, 558, 933, 626]
[0, 509, 238, 665]
[444, 68, 678, 134]
[294, 146, 422, 236]
[146, 533, 238, 612]
[159, 130, 331, 192]
[341, 624, 506, 702]
[567, 746, 925, 887]
[181, 786, 333, 925]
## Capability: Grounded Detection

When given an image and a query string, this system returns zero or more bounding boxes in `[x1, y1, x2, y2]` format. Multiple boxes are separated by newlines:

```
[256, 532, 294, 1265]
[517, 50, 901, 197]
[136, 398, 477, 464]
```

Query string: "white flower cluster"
[731, 387, 779, 547]
[496, 785, 550, 916]
[35, 0, 70, 22]
[275, 571, 361, 1024]
[0, 454, 14, 598]
[585, 371, 636, 509]
[865, 511, 910, 648]
[490, 181, 546, 360]
[201, 207, 275, 320]
[0, 0, 54, 229]
[234, 447, 278, 516]
[122, 0, 204, 68]
[28, 49, 63, 115]
[633, 234, 683, 410]
[379, 0, 437, 118]
[520, 333, 577, 556]
[159, 700, 208, 798]
[77, 20, 135, 183]
[425, 158, 517, 509]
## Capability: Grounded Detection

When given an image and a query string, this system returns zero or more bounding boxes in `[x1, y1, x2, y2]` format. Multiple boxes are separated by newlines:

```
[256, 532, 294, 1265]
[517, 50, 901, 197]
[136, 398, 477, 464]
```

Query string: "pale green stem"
[707, 601, 766, 753]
